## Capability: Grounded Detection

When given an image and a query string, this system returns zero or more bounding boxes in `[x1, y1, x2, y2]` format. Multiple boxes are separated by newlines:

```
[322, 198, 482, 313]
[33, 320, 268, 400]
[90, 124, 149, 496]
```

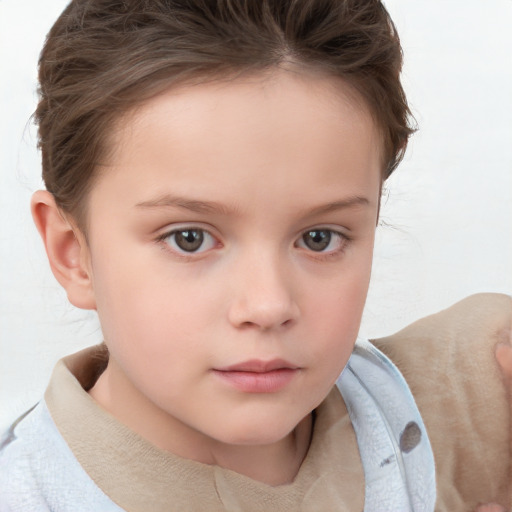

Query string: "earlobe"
[31, 190, 96, 310]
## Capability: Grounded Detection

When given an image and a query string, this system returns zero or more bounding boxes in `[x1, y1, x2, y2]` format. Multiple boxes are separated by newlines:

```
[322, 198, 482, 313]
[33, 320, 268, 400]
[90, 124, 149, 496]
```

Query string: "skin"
[486, 333, 512, 512]
[476, 505, 507, 512]
[33, 70, 382, 485]
[31, 68, 512, 498]
[496, 335, 512, 382]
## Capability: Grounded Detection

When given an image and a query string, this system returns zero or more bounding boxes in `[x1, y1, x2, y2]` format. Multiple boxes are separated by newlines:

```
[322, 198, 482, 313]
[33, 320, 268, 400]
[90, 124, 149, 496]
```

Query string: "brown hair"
[36, 0, 414, 232]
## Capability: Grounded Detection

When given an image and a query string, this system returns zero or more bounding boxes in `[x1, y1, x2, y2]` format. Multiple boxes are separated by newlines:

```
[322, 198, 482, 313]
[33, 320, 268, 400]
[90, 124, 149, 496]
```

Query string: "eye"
[297, 229, 346, 253]
[163, 228, 216, 254]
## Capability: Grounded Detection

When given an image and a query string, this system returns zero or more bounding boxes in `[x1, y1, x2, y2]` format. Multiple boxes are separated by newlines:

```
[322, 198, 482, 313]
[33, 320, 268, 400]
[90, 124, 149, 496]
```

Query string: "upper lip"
[216, 359, 299, 373]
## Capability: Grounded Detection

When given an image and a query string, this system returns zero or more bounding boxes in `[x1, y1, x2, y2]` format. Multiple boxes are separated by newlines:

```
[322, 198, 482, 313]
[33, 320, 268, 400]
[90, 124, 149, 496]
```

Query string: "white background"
[1, 1, 511, 430]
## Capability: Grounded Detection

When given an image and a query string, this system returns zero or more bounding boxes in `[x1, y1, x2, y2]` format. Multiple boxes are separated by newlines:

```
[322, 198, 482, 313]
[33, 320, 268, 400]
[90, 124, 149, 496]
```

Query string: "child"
[1, 1, 510, 510]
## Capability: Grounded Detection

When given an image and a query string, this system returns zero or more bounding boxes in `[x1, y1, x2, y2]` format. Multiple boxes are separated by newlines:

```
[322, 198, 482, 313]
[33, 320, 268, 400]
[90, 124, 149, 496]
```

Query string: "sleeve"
[372, 293, 512, 512]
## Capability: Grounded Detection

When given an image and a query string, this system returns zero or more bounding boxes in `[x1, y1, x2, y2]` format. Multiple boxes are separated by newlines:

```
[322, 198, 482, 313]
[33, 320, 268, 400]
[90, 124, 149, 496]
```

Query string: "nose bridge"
[228, 242, 299, 330]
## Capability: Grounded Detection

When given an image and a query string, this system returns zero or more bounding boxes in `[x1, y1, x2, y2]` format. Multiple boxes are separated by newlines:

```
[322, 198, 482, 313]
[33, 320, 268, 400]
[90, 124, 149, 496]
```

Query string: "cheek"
[311, 248, 372, 321]
[306, 254, 373, 371]
[91, 242, 192, 321]
[89, 248, 222, 381]
[91, 263, 204, 399]
[90, 251, 166, 352]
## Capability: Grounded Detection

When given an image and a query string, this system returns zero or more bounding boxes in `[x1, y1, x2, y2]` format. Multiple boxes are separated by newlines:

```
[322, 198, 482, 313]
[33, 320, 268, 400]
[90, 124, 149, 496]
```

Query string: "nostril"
[235, 315, 295, 331]
[238, 321, 256, 330]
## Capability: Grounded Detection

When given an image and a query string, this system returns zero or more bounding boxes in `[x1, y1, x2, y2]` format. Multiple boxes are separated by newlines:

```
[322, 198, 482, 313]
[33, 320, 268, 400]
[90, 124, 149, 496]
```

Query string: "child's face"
[82, 70, 381, 450]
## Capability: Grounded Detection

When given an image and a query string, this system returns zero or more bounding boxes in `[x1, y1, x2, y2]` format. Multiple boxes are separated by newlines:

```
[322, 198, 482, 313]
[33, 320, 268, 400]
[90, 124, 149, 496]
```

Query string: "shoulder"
[371, 292, 511, 424]
[373, 293, 511, 359]
[0, 401, 123, 512]
[0, 402, 54, 510]
[372, 293, 511, 390]
[371, 292, 511, 419]
[372, 293, 511, 509]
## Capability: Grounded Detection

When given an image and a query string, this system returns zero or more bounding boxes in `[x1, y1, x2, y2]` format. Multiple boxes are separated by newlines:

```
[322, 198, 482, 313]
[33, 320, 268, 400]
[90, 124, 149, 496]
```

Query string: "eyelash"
[156, 227, 219, 258]
[155, 226, 350, 259]
[295, 228, 350, 259]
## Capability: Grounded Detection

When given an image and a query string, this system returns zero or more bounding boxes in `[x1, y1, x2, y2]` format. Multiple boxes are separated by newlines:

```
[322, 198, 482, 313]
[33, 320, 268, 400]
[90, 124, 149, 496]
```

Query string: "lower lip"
[212, 368, 298, 393]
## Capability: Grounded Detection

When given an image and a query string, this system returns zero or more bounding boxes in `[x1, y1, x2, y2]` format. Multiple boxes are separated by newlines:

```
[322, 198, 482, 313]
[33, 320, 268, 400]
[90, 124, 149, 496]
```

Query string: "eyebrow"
[135, 194, 370, 216]
[306, 196, 371, 216]
[135, 195, 236, 215]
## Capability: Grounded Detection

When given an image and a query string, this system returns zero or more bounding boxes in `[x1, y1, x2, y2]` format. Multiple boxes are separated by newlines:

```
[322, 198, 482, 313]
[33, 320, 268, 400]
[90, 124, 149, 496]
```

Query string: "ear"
[31, 190, 96, 310]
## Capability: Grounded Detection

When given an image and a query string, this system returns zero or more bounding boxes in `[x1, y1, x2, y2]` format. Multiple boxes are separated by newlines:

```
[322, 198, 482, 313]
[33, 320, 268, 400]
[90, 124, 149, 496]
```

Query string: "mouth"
[212, 359, 300, 393]
[218, 358, 298, 373]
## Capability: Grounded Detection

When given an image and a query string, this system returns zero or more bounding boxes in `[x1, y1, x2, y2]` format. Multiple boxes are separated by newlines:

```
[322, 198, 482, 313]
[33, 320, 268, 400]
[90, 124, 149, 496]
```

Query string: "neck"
[209, 413, 313, 485]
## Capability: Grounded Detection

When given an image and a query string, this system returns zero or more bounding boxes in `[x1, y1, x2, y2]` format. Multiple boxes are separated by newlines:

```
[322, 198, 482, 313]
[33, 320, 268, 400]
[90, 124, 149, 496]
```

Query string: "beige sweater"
[374, 293, 511, 510]
[45, 349, 364, 511]
[6, 293, 509, 511]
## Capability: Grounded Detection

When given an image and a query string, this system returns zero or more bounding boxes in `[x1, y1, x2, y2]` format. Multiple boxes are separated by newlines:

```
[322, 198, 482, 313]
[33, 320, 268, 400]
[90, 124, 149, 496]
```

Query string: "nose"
[227, 252, 300, 331]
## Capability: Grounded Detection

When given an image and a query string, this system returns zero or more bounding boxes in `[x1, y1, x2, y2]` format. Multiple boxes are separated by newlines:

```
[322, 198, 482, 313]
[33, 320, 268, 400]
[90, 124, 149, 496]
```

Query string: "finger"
[496, 342, 512, 379]
[474, 503, 506, 512]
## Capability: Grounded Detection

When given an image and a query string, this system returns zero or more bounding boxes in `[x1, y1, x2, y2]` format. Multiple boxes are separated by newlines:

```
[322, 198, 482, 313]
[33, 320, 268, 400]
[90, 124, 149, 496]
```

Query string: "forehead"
[91, 70, 382, 220]
[109, 69, 381, 162]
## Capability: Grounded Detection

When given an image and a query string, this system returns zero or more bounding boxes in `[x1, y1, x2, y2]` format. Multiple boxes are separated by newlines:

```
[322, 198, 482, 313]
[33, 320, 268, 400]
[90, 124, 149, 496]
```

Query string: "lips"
[212, 359, 300, 393]
[218, 359, 298, 373]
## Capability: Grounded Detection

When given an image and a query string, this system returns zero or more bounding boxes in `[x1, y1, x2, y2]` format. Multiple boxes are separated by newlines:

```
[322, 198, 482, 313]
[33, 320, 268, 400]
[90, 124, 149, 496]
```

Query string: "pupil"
[175, 230, 204, 252]
[304, 230, 331, 251]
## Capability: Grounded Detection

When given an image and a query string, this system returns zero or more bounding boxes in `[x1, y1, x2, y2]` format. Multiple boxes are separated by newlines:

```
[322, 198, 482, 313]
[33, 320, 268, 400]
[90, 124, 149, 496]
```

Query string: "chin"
[211, 415, 303, 447]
